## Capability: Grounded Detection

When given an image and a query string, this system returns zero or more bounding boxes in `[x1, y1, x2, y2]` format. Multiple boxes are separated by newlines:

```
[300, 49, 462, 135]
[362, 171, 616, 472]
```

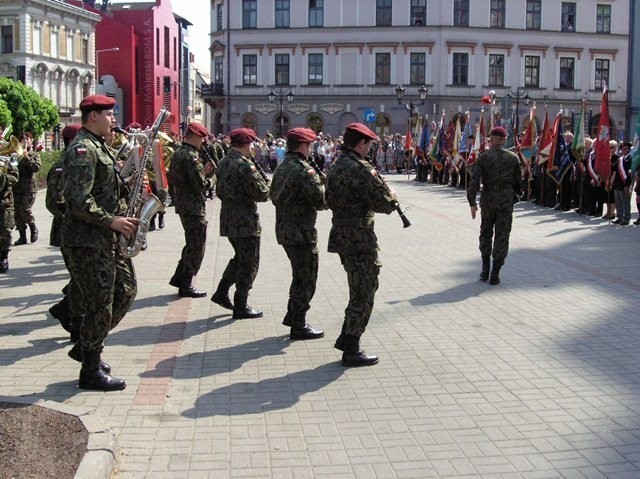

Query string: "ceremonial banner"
[594, 87, 611, 181]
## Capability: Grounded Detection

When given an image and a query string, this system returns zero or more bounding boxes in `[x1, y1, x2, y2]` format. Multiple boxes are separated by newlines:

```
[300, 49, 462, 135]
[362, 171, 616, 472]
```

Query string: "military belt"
[331, 217, 374, 227]
[483, 182, 513, 192]
[279, 215, 315, 226]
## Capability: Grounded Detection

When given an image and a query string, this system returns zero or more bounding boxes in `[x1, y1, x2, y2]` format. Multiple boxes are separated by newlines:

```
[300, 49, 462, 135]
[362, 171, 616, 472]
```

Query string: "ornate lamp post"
[268, 87, 294, 137]
[506, 87, 531, 133]
[395, 84, 428, 117]
[95, 47, 120, 85]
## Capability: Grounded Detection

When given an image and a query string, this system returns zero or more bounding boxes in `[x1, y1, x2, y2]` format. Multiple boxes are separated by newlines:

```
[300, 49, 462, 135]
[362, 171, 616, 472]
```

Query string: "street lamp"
[96, 47, 120, 85]
[395, 84, 428, 116]
[268, 87, 294, 137]
[505, 87, 531, 133]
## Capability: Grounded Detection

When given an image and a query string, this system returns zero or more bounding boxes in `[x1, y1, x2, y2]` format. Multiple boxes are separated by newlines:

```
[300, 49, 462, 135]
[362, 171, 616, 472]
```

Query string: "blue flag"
[546, 114, 572, 185]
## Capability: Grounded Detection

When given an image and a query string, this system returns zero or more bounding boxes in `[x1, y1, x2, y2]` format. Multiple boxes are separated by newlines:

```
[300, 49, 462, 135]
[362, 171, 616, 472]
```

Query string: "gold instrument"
[0, 135, 23, 157]
[117, 109, 170, 258]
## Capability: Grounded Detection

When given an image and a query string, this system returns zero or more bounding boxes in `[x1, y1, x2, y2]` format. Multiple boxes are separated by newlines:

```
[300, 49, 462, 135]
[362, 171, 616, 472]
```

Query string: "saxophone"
[118, 108, 170, 258]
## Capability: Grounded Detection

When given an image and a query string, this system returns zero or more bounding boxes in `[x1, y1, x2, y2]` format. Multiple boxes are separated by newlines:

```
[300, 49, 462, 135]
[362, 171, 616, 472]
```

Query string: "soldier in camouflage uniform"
[63, 94, 140, 391]
[46, 124, 82, 341]
[467, 126, 523, 285]
[211, 128, 270, 319]
[0, 151, 19, 273]
[200, 135, 224, 200]
[326, 123, 398, 367]
[270, 127, 327, 340]
[12, 132, 41, 245]
[168, 122, 216, 297]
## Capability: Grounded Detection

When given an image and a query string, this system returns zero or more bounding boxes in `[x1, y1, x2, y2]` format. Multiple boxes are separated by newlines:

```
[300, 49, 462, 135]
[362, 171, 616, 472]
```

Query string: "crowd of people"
[2, 91, 638, 392]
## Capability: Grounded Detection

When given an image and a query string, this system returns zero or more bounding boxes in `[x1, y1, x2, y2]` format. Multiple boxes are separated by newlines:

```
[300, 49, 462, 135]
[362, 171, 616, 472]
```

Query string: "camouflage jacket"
[45, 155, 65, 218]
[169, 142, 214, 217]
[62, 128, 127, 249]
[216, 148, 270, 238]
[270, 151, 327, 245]
[325, 148, 397, 255]
[12, 151, 41, 194]
[467, 146, 523, 210]
[0, 159, 18, 212]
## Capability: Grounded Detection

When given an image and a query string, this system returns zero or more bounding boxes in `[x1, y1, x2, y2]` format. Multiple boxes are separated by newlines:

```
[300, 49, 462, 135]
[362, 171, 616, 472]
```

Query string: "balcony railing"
[200, 82, 224, 96]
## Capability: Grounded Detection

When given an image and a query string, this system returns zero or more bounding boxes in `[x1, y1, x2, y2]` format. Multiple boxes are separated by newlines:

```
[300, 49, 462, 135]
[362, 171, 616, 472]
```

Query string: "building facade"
[205, 0, 630, 139]
[0, 0, 100, 128]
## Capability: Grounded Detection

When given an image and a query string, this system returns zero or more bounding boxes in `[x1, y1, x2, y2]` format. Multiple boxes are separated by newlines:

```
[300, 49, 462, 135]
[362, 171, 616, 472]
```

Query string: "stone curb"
[0, 396, 115, 479]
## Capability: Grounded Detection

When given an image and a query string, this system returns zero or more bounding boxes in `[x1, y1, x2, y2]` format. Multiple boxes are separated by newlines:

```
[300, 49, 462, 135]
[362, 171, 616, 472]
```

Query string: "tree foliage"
[0, 77, 60, 138]
[0, 97, 11, 132]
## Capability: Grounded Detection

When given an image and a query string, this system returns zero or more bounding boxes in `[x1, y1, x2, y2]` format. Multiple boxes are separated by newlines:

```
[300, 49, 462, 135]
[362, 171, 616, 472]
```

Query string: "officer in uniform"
[12, 132, 41, 245]
[270, 127, 327, 340]
[63, 94, 139, 391]
[168, 121, 216, 297]
[0, 146, 19, 273]
[326, 123, 398, 367]
[467, 126, 523, 285]
[211, 128, 270, 319]
[46, 123, 83, 341]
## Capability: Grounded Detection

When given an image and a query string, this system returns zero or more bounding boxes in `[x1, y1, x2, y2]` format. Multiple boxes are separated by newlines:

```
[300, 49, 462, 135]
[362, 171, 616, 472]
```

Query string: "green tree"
[0, 97, 11, 133]
[0, 77, 59, 138]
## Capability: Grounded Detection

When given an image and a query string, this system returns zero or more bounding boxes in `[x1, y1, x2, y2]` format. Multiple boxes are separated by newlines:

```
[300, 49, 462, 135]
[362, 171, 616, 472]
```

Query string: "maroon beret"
[229, 127, 257, 144]
[61, 124, 82, 141]
[126, 122, 142, 131]
[286, 127, 317, 143]
[345, 122, 378, 141]
[79, 94, 116, 112]
[187, 122, 209, 138]
[490, 126, 507, 137]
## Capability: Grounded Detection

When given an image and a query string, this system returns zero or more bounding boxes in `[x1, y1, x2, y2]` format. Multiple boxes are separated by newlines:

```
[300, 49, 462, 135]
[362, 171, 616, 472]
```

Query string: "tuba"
[0, 136, 23, 174]
[118, 109, 170, 258]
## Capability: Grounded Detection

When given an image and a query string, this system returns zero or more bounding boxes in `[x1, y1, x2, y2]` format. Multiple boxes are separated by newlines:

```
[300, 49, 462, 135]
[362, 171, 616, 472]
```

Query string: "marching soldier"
[467, 126, 523, 285]
[326, 123, 398, 367]
[168, 121, 216, 297]
[270, 127, 327, 340]
[0, 147, 18, 272]
[63, 94, 139, 391]
[211, 128, 270, 319]
[12, 132, 41, 245]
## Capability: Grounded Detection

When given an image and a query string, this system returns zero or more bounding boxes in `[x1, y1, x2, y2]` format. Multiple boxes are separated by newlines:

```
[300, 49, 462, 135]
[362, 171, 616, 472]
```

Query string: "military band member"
[326, 123, 398, 367]
[467, 126, 523, 285]
[63, 94, 139, 391]
[12, 132, 41, 245]
[211, 128, 270, 319]
[0, 147, 18, 272]
[168, 121, 216, 297]
[270, 127, 327, 340]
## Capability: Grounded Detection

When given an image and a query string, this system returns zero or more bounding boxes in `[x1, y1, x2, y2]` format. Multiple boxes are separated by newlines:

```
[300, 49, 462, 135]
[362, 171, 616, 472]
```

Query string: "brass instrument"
[377, 173, 412, 228]
[117, 109, 170, 258]
[0, 135, 23, 157]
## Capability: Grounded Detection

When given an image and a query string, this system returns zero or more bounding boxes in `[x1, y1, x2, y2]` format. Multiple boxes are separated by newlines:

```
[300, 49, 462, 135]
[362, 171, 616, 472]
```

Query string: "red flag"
[536, 109, 552, 165]
[594, 88, 611, 181]
[404, 121, 413, 152]
[467, 110, 485, 167]
[545, 112, 562, 170]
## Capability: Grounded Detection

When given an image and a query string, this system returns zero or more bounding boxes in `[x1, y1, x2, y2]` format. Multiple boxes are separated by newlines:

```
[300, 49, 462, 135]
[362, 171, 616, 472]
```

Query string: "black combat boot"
[14, 228, 27, 246]
[49, 297, 72, 333]
[334, 323, 347, 351]
[341, 334, 379, 367]
[68, 342, 111, 373]
[178, 276, 207, 298]
[489, 261, 503, 285]
[211, 278, 234, 309]
[69, 317, 81, 343]
[78, 348, 125, 391]
[479, 257, 490, 281]
[169, 261, 185, 288]
[0, 250, 8, 273]
[28, 223, 38, 243]
[158, 212, 165, 229]
[290, 314, 324, 340]
[232, 292, 263, 319]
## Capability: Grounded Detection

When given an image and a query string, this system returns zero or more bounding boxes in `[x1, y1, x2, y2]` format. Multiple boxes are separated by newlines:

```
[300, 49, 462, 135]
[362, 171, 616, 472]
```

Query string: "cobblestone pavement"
[1, 174, 640, 478]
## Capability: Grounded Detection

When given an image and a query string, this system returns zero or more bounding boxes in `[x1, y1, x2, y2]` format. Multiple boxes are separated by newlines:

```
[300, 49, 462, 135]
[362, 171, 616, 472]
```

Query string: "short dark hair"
[343, 129, 368, 149]
[286, 138, 303, 152]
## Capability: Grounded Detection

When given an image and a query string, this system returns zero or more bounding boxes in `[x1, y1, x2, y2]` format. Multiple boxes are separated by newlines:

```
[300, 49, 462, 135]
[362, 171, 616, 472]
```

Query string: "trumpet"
[377, 173, 412, 228]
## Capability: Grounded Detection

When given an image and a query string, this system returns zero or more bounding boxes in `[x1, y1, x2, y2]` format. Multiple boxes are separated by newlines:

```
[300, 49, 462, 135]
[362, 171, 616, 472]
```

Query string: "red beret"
[79, 94, 116, 112]
[489, 126, 507, 137]
[187, 122, 209, 138]
[345, 122, 378, 141]
[229, 127, 257, 144]
[286, 127, 317, 143]
[126, 122, 142, 131]
[61, 124, 82, 141]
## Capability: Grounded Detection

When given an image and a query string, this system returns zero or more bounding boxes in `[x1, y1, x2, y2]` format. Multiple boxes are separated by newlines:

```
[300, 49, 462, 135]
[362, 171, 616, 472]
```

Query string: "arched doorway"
[213, 111, 223, 135]
[338, 112, 358, 134]
[242, 112, 258, 134]
[272, 113, 290, 138]
[306, 113, 324, 133]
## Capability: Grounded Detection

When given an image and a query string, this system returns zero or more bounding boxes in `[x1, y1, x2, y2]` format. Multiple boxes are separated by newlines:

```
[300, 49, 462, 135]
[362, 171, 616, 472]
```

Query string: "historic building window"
[309, 0, 323, 27]
[242, 54, 257, 86]
[275, 53, 290, 85]
[216, 4, 223, 31]
[242, 0, 257, 29]
[524, 55, 540, 88]
[595, 58, 609, 90]
[308, 53, 323, 85]
[526, 0, 541, 30]
[559, 57, 575, 89]
[452, 52, 468, 85]
[376, 0, 392, 27]
[561, 2, 576, 32]
[453, 0, 469, 27]
[488, 54, 504, 86]
[596, 4, 611, 34]
[375, 53, 391, 85]
[275, 0, 290, 29]
[1, 26, 13, 54]
[214, 57, 223, 83]
[164, 26, 170, 68]
[411, 0, 426, 26]
[490, 0, 505, 28]
[409, 52, 426, 85]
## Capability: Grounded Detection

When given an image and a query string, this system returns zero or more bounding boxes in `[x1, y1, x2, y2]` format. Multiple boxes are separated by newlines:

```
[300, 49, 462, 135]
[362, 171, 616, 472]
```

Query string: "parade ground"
[1, 174, 640, 478]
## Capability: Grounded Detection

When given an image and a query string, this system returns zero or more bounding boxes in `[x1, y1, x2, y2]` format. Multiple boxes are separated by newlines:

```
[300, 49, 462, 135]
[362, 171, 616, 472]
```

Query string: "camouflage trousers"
[178, 214, 208, 276]
[221, 236, 260, 297]
[61, 246, 83, 324]
[283, 243, 319, 317]
[339, 251, 381, 337]
[0, 206, 14, 251]
[65, 247, 137, 351]
[13, 192, 36, 229]
[479, 206, 513, 265]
